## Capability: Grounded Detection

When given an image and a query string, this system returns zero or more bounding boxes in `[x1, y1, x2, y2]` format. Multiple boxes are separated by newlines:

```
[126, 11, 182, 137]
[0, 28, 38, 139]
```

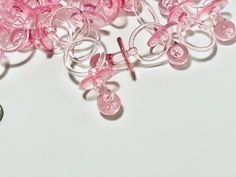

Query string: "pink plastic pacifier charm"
[79, 68, 121, 116]
[197, 0, 236, 42]
[97, 87, 121, 116]
[146, 22, 189, 68]
[167, 42, 189, 67]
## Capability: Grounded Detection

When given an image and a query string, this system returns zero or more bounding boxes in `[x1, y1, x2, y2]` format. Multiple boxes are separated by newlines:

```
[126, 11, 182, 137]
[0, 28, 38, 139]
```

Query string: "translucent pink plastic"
[165, 0, 216, 52]
[79, 68, 121, 116]
[158, 0, 179, 16]
[197, 0, 236, 42]
[69, 0, 121, 28]
[116, 37, 135, 78]
[129, 22, 177, 67]
[121, 0, 141, 12]
[167, 42, 189, 66]
[164, 0, 236, 43]
[64, 37, 137, 78]
[214, 20, 236, 42]
[133, 22, 189, 68]
[1, 0, 236, 117]
[129, 23, 168, 67]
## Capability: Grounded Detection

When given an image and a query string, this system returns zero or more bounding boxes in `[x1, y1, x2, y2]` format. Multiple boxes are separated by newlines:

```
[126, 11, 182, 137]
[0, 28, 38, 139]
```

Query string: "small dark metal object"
[0, 105, 3, 121]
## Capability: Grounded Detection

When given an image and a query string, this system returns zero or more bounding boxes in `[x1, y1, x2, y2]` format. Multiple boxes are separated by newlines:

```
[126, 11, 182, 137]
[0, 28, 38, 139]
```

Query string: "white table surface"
[0, 1, 236, 177]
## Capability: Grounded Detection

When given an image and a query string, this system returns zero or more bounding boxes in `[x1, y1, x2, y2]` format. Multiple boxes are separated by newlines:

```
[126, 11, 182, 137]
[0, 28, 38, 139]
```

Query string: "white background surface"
[0, 1, 236, 177]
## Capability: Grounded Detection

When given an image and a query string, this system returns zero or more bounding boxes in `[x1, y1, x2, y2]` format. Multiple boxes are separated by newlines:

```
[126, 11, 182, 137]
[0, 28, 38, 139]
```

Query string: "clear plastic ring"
[64, 37, 106, 77]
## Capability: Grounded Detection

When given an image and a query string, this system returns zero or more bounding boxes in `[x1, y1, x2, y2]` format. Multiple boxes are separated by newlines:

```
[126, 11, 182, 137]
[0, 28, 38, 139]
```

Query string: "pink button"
[214, 20, 236, 42]
[97, 91, 121, 116]
[167, 42, 189, 67]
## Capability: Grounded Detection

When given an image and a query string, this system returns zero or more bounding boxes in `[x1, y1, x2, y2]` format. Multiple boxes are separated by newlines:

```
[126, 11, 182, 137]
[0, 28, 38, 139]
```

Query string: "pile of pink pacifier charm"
[0, 0, 235, 116]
